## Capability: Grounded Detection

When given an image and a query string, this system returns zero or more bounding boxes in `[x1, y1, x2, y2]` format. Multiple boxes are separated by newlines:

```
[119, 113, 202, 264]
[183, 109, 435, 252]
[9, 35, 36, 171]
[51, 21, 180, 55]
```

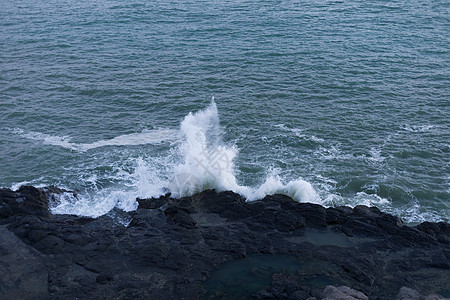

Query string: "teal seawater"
[0, 0, 448, 223]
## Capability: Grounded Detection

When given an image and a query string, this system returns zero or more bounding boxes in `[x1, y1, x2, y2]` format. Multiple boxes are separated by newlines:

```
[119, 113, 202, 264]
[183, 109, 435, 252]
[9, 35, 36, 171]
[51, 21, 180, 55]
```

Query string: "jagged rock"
[0, 225, 48, 299]
[396, 287, 422, 300]
[164, 206, 197, 228]
[32, 234, 65, 254]
[96, 273, 114, 285]
[322, 285, 368, 300]
[0, 202, 12, 218]
[0, 186, 49, 218]
[0, 187, 448, 299]
[396, 287, 449, 300]
[295, 202, 327, 228]
[424, 296, 447, 300]
[137, 194, 169, 209]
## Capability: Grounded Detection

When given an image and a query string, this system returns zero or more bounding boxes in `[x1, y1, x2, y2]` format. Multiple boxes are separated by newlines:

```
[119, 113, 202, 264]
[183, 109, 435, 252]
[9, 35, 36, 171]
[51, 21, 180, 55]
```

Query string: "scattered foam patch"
[400, 124, 435, 133]
[275, 124, 324, 143]
[368, 147, 386, 163]
[391, 201, 445, 224]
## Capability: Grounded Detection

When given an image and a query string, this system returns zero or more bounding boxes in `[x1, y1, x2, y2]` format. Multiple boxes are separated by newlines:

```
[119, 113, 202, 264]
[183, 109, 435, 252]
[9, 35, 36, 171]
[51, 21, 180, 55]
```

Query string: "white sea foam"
[167, 101, 321, 203]
[10, 181, 33, 191]
[12, 128, 178, 152]
[351, 192, 391, 206]
[47, 101, 322, 217]
[401, 124, 435, 133]
[368, 147, 386, 163]
[37, 102, 440, 222]
[50, 157, 170, 217]
[391, 201, 445, 224]
[50, 189, 139, 218]
[316, 145, 355, 161]
[275, 124, 324, 143]
[10, 179, 47, 191]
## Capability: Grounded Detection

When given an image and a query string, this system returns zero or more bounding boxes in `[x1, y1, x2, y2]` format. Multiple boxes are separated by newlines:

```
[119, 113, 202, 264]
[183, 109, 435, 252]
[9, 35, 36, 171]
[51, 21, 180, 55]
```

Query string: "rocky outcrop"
[396, 287, 448, 300]
[0, 186, 49, 218]
[1, 187, 449, 299]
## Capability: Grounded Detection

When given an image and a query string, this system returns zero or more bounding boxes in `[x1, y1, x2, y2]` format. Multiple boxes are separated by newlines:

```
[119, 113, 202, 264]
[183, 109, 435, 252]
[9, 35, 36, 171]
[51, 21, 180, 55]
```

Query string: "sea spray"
[47, 101, 321, 217]
[14, 101, 442, 223]
[167, 100, 321, 203]
[169, 100, 240, 197]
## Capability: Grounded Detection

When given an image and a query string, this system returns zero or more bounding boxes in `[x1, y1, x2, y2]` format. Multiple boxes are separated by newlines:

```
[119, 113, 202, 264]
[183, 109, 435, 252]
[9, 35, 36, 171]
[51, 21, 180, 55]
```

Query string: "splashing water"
[47, 101, 320, 217]
[168, 100, 320, 203]
[10, 101, 446, 223]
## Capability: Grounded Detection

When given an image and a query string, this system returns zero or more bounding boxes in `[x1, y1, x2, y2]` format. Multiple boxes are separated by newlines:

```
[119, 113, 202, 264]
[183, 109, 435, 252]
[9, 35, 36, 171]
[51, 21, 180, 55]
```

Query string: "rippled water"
[1, 0, 449, 223]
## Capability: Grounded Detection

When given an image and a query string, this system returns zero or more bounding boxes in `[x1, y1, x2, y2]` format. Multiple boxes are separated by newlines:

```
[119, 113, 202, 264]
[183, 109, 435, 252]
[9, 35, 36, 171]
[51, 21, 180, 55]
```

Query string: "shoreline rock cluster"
[1, 186, 449, 299]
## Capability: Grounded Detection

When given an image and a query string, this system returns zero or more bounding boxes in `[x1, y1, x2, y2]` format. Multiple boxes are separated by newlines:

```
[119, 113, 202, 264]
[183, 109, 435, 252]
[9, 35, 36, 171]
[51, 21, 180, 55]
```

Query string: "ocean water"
[0, 0, 448, 223]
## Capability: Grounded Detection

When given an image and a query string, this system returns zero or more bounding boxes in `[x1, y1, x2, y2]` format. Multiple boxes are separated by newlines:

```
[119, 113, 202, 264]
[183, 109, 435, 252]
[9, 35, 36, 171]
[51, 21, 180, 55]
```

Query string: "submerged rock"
[0, 187, 449, 299]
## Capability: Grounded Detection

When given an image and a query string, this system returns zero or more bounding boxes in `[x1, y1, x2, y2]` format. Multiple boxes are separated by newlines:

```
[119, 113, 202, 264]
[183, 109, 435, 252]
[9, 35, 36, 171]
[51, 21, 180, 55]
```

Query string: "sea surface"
[1, 0, 449, 223]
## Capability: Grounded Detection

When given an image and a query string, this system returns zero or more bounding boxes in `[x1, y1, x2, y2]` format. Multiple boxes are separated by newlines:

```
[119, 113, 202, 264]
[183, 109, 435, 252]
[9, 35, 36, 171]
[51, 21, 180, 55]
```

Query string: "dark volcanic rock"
[0, 225, 48, 299]
[322, 285, 368, 300]
[0, 186, 49, 218]
[137, 193, 170, 209]
[0, 187, 449, 299]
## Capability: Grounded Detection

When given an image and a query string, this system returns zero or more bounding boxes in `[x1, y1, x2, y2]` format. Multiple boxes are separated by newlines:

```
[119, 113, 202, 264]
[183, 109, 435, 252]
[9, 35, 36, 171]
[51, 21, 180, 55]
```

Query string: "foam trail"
[12, 128, 179, 151]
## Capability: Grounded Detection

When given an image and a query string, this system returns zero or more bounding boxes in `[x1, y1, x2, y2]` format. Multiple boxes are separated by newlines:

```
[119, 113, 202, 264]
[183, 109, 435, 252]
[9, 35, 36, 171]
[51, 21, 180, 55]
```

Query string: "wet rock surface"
[1, 187, 449, 299]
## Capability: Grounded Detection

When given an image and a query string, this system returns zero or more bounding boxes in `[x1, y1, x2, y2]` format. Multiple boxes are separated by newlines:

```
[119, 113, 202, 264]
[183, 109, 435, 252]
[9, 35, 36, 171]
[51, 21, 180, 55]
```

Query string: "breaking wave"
[12, 101, 445, 224]
[46, 100, 320, 217]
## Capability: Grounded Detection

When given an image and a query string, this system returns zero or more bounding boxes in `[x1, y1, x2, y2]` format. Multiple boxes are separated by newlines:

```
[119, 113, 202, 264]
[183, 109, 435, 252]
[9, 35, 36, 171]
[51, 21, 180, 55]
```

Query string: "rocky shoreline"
[0, 186, 449, 299]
